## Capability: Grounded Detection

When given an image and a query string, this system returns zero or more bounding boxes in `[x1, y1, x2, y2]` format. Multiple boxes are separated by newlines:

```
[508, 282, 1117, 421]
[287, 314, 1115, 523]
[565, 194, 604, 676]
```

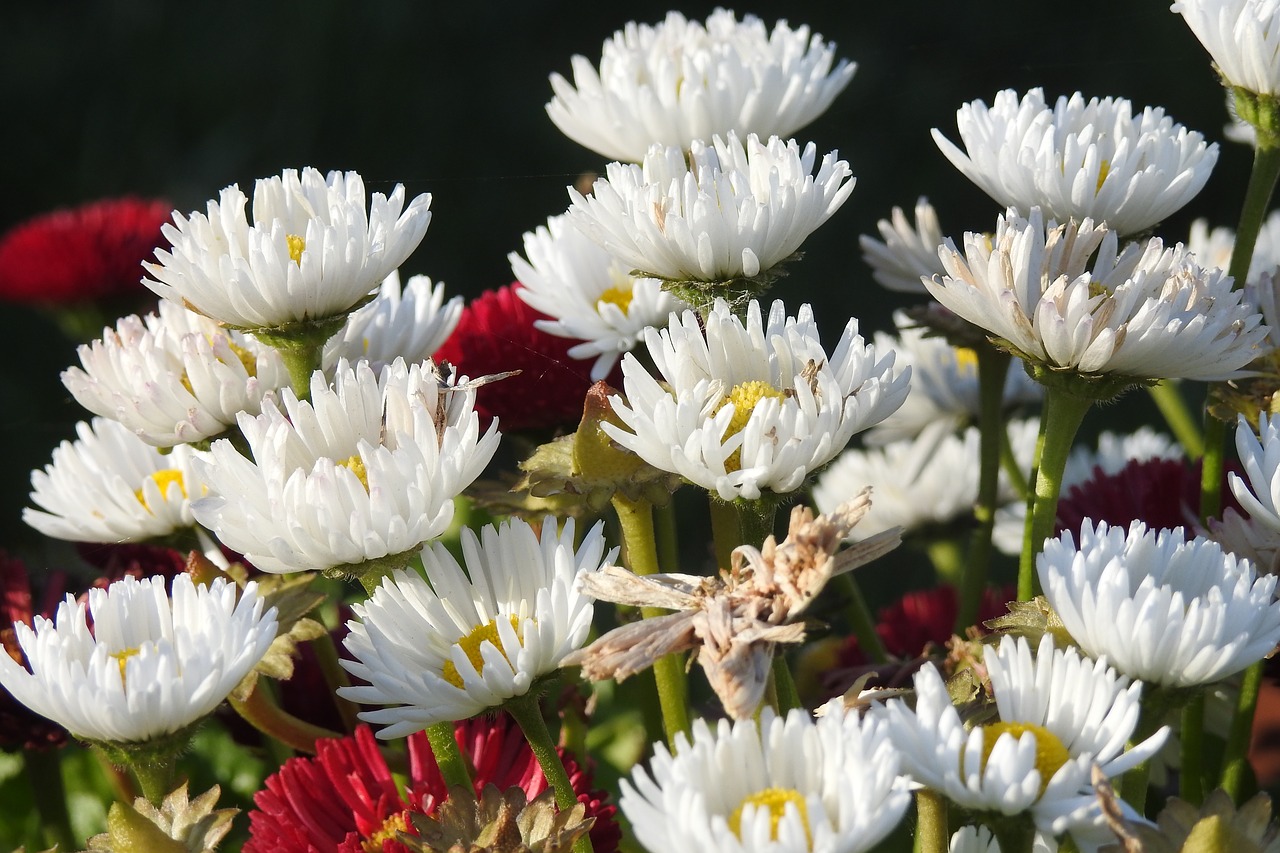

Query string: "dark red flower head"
[0, 197, 172, 305]
[434, 283, 617, 433]
[245, 713, 620, 853]
[0, 553, 70, 751]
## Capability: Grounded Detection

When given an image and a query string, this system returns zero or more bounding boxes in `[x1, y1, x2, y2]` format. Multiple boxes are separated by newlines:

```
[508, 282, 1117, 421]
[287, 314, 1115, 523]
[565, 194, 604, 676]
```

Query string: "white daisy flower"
[190, 358, 499, 575]
[864, 312, 1041, 444]
[859, 197, 950, 294]
[24, 417, 206, 544]
[932, 89, 1216, 236]
[61, 300, 289, 448]
[605, 298, 910, 501]
[1231, 413, 1280, 534]
[1173, 0, 1280, 96]
[1187, 211, 1280, 282]
[0, 574, 276, 744]
[620, 706, 910, 853]
[1038, 519, 1280, 687]
[339, 516, 612, 738]
[510, 212, 688, 380]
[925, 209, 1267, 386]
[546, 8, 855, 163]
[322, 270, 462, 373]
[143, 168, 432, 331]
[567, 132, 855, 284]
[883, 634, 1167, 839]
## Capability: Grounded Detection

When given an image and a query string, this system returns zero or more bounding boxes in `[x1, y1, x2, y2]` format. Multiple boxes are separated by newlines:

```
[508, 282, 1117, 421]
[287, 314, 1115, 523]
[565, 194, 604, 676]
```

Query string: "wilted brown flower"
[564, 491, 900, 718]
[398, 784, 593, 853]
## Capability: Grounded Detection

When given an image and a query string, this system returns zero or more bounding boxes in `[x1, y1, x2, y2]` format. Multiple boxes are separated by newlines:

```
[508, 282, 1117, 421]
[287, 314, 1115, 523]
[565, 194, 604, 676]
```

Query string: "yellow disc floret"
[134, 469, 186, 513]
[286, 234, 306, 264]
[728, 788, 812, 846]
[716, 380, 788, 472]
[441, 616, 524, 689]
[111, 647, 141, 687]
[338, 454, 370, 492]
[977, 721, 1070, 796]
[596, 283, 635, 316]
[1096, 159, 1111, 195]
[362, 813, 410, 852]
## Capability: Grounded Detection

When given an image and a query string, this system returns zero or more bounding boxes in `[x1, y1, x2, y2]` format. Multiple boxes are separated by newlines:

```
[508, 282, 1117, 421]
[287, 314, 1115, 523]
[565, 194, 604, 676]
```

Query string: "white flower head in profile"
[605, 298, 910, 501]
[191, 358, 499, 576]
[1039, 519, 1280, 687]
[860, 197, 950, 294]
[0, 574, 276, 744]
[926, 208, 1267, 392]
[511, 212, 687, 381]
[322, 270, 463, 373]
[1231, 413, 1280, 535]
[339, 516, 612, 738]
[620, 707, 910, 853]
[547, 8, 855, 163]
[933, 89, 1216, 236]
[1173, 0, 1280, 96]
[883, 634, 1168, 840]
[25, 417, 206, 545]
[144, 167, 432, 333]
[567, 132, 854, 286]
[62, 300, 289, 448]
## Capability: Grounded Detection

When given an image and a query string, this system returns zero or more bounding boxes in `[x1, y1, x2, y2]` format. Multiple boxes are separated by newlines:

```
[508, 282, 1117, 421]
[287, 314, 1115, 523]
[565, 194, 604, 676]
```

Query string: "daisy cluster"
[6, 4, 1280, 853]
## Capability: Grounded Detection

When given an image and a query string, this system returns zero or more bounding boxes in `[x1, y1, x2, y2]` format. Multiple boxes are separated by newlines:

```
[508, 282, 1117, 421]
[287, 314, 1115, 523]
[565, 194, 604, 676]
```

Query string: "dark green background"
[0, 1, 1247, 554]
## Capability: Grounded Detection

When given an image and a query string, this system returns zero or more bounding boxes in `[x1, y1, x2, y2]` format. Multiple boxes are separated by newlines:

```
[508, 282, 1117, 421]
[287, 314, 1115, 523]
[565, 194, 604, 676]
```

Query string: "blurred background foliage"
[0, 0, 1244, 556]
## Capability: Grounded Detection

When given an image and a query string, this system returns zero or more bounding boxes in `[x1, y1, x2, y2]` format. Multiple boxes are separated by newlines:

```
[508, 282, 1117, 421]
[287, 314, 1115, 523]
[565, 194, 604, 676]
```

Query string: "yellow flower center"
[286, 234, 306, 264]
[111, 647, 141, 687]
[338, 454, 370, 491]
[728, 788, 811, 846]
[134, 469, 186, 513]
[441, 616, 524, 689]
[976, 721, 1070, 796]
[953, 346, 979, 376]
[596, 283, 635, 316]
[362, 812, 410, 852]
[1096, 159, 1111, 194]
[716, 381, 788, 472]
[179, 339, 259, 395]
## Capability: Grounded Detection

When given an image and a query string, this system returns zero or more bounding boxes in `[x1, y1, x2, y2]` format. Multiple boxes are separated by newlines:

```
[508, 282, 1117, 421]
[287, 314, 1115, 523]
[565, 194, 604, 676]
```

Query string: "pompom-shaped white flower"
[606, 298, 909, 501]
[1039, 519, 1280, 687]
[1187, 210, 1280, 284]
[144, 168, 432, 331]
[864, 312, 1041, 444]
[621, 707, 909, 853]
[926, 209, 1267, 385]
[511, 212, 688, 380]
[339, 517, 612, 738]
[322, 270, 462, 373]
[0, 574, 276, 744]
[859, 198, 950, 294]
[567, 132, 854, 284]
[191, 358, 499, 574]
[1173, 0, 1280, 96]
[25, 417, 206, 544]
[1230, 413, 1280, 534]
[933, 89, 1216, 236]
[883, 634, 1166, 838]
[546, 8, 855, 163]
[61, 300, 289, 447]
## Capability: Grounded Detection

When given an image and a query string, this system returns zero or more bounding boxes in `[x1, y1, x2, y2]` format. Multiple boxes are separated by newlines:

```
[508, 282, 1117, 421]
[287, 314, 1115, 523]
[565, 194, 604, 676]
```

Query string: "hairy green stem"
[425, 720, 474, 792]
[1221, 660, 1265, 802]
[913, 789, 948, 853]
[229, 679, 343, 754]
[1147, 382, 1203, 460]
[959, 347, 1011, 629]
[1018, 389, 1092, 601]
[709, 496, 740, 571]
[1181, 693, 1205, 805]
[507, 693, 595, 853]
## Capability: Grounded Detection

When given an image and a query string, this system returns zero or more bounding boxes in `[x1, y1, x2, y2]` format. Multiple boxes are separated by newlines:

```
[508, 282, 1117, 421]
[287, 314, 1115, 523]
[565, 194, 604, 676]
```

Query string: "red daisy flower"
[245, 713, 620, 853]
[0, 553, 70, 751]
[0, 197, 171, 305]
[435, 283, 618, 433]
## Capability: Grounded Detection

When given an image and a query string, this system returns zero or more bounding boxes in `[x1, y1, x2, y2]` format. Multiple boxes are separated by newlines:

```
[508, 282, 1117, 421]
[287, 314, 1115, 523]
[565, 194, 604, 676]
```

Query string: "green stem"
[276, 342, 322, 401]
[229, 679, 343, 754]
[506, 693, 595, 853]
[612, 494, 691, 747]
[1201, 417, 1227, 524]
[25, 749, 74, 850]
[771, 652, 802, 713]
[959, 347, 1011, 630]
[913, 789, 948, 853]
[425, 720, 474, 792]
[1147, 382, 1203, 460]
[130, 759, 176, 806]
[709, 496, 741, 571]
[1018, 389, 1092, 601]
[1000, 421, 1031, 501]
[1120, 690, 1183, 813]
[311, 631, 361, 733]
[989, 815, 1036, 853]
[832, 573, 888, 664]
[1181, 693, 1206, 805]
[1221, 660, 1265, 801]
[733, 496, 779, 549]
[654, 500, 680, 579]
[924, 537, 966, 587]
